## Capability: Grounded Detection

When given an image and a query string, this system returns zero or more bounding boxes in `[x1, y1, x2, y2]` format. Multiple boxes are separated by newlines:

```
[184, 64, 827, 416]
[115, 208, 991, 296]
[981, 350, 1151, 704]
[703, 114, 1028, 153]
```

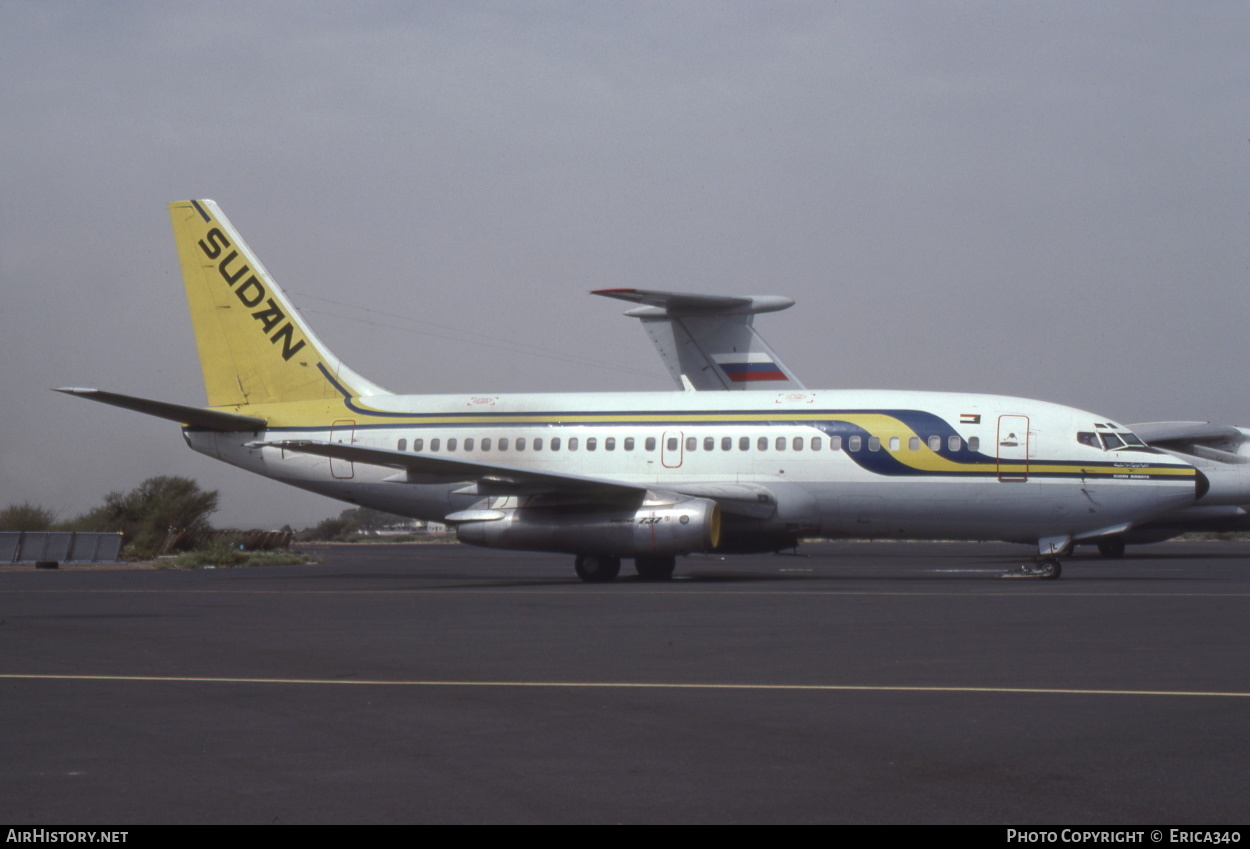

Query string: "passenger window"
[948, 435, 962, 452]
[414, 438, 424, 452]
[775, 436, 786, 451]
[908, 436, 919, 451]
[497, 438, 507, 451]
[398, 438, 407, 451]
[605, 437, 615, 451]
[586, 437, 597, 451]
[848, 436, 861, 452]
[758, 437, 768, 451]
[793, 437, 803, 451]
[739, 436, 750, 451]
[431, 438, 440, 452]
[704, 436, 715, 451]
[515, 438, 524, 451]
[624, 437, 634, 451]
[928, 435, 941, 451]
[569, 437, 579, 451]
[447, 438, 457, 452]
[686, 437, 696, 451]
[668, 437, 679, 451]
[868, 436, 881, 452]
[812, 437, 822, 451]
[968, 436, 979, 451]
[464, 438, 474, 451]
[533, 438, 542, 451]
[722, 436, 732, 451]
[830, 435, 842, 451]
[482, 438, 491, 451]
[551, 437, 561, 451]
[889, 436, 900, 451]
[645, 437, 656, 451]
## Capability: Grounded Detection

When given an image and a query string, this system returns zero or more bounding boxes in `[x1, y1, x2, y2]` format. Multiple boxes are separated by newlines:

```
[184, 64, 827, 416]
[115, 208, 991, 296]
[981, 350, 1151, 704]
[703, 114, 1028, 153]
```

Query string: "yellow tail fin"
[169, 200, 389, 407]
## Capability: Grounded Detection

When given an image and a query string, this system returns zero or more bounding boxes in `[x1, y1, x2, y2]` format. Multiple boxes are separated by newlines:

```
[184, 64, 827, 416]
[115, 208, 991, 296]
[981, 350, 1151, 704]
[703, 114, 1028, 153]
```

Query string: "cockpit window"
[1100, 433, 1125, 450]
[1081, 429, 1148, 451]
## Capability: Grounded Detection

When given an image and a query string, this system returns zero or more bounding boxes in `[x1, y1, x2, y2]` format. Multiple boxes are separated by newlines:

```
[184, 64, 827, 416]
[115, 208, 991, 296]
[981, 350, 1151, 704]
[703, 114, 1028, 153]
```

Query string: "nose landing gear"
[1003, 556, 1062, 580]
[1003, 535, 1068, 580]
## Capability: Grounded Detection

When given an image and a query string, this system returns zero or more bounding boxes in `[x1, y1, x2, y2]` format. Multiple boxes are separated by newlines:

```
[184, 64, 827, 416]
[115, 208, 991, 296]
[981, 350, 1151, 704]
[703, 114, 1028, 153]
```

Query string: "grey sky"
[3, 1, 1248, 529]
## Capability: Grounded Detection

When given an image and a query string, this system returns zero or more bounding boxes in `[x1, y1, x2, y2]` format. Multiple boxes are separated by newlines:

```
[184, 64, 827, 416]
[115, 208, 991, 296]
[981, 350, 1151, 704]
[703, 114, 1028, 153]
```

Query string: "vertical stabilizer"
[170, 199, 390, 407]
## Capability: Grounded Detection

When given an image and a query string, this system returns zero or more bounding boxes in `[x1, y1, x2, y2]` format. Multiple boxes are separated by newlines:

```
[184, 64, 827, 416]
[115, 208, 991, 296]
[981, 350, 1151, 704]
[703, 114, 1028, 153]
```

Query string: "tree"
[72, 476, 219, 558]
[339, 506, 410, 532]
[300, 506, 411, 541]
[0, 502, 58, 532]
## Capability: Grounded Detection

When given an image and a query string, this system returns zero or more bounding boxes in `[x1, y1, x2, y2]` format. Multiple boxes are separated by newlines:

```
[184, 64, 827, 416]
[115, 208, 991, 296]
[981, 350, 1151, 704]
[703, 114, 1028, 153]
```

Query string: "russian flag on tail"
[714, 354, 788, 383]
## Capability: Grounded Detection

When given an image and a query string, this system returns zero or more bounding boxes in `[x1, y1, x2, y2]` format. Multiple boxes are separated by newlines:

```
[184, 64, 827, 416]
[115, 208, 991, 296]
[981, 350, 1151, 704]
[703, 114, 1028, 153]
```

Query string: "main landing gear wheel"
[574, 554, 621, 583]
[634, 555, 676, 581]
[1003, 557, 1063, 580]
[1096, 537, 1127, 559]
[1037, 557, 1061, 580]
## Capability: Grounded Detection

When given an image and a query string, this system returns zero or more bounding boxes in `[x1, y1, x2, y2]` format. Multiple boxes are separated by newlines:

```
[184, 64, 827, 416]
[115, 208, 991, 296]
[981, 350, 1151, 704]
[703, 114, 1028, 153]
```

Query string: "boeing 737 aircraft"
[60, 200, 1215, 581]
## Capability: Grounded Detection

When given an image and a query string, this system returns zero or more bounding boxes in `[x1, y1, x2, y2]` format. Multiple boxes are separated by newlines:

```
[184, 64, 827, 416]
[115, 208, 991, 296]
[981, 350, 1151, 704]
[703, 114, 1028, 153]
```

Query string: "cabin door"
[997, 415, 1029, 482]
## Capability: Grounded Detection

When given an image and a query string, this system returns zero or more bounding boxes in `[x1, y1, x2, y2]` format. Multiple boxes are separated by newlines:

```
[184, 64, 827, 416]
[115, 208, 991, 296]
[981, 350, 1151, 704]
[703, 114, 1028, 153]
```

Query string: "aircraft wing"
[592, 288, 806, 392]
[256, 439, 651, 499]
[1130, 421, 1247, 447]
[257, 439, 779, 516]
[1131, 421, 1250, 466]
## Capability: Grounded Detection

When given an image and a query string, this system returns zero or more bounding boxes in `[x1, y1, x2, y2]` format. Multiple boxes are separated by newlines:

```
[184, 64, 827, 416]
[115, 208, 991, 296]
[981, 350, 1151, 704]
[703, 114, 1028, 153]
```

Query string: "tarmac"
[2, 540, 1247, 824]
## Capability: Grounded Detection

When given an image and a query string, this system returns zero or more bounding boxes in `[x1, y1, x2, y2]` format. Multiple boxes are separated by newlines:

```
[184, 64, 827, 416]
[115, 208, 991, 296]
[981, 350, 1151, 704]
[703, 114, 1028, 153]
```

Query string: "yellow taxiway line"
[2, 673, 1247, 698]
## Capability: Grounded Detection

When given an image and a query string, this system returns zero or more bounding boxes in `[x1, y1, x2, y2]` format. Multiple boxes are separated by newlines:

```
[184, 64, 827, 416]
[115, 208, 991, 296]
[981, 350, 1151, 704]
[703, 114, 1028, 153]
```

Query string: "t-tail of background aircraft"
[59, 200, 1214, 581]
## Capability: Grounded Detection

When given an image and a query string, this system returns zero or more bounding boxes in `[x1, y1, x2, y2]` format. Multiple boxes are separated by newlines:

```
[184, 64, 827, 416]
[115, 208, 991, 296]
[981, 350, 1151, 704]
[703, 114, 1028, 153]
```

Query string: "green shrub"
[0, 502, 58, 532]
[170, 538, 311, 569]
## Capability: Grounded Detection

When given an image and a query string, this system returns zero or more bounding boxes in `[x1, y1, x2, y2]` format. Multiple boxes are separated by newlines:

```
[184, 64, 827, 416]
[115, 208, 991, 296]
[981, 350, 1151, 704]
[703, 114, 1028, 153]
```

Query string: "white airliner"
[60, 200, 1212, 581]
[603, 288, 1250, 558]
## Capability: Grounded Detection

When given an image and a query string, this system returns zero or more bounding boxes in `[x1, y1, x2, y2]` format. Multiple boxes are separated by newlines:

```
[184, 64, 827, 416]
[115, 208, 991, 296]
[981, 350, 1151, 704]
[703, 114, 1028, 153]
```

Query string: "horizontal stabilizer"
[593, 289, 806, 392]
[592, 288, 794, 318]
[55, 388, 267, 431]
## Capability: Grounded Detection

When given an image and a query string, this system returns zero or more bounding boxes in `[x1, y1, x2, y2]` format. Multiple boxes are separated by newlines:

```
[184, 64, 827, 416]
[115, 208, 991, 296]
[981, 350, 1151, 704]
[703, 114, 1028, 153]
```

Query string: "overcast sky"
[3, 1, 1249, 529]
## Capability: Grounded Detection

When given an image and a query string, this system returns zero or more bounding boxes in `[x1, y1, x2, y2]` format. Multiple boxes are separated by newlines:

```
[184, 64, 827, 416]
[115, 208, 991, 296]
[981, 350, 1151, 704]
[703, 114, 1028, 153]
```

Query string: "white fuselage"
[184, 387, 1199, 547]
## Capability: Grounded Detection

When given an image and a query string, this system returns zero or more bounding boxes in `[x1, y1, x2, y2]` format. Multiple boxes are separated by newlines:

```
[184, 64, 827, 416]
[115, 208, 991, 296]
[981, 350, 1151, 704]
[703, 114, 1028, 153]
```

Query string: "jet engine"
[454, 497, 721, 556]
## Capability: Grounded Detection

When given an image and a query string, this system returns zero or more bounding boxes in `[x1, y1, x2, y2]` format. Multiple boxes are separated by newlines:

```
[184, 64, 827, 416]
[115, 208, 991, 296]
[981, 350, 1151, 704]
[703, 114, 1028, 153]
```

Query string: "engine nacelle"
[455, 498, 721, 556]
